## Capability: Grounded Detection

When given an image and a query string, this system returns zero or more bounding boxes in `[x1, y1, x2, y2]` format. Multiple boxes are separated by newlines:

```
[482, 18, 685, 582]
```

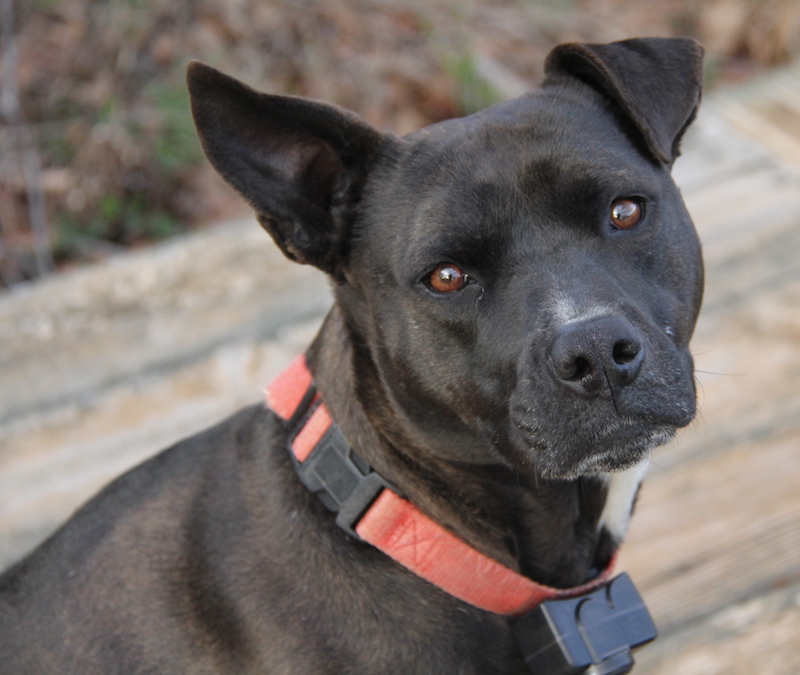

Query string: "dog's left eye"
[610, 198, 644, 230]
[427, 264, 469, 294]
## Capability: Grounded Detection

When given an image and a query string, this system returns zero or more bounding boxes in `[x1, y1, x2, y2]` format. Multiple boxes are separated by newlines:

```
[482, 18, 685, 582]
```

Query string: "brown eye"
[611, 199, 644, 230]
[428, 264, 468, 293]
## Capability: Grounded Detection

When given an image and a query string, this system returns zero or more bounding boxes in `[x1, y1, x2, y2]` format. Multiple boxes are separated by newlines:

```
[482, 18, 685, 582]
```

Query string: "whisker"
[694, 369, 746, 377]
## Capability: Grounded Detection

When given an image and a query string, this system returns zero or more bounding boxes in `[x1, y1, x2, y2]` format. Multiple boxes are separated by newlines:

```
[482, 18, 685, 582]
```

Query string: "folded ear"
[187, 61, 387, 275]
[544, 38, 704, 166]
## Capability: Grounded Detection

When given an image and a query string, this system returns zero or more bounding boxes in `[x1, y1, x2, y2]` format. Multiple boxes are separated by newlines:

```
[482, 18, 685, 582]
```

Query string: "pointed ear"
[187, 61, 387, 275]
[544, 38, 704, 165]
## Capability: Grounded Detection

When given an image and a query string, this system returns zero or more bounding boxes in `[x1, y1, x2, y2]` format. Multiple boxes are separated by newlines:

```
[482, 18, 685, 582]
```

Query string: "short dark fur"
[0, 38, 704, 673]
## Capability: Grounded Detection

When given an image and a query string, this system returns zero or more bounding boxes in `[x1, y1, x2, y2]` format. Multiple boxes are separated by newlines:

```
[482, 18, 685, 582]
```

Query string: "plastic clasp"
[289, 414, 394, 540]
[511, 573, 657, 675]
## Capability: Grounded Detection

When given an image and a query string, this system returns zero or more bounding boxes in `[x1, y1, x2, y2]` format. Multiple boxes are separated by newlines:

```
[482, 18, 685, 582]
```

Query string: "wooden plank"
[710, 63, 800, 173]
[682, 163, 800, 257]
[635, 580, 800, 675]
[0, 318, 321, 570]
[673, 114, 776, 195]
[0, 217, 331, 426]
[668, 255, 800, 469]
[618, 432, 800, 633]
[714, 98, 800, 171]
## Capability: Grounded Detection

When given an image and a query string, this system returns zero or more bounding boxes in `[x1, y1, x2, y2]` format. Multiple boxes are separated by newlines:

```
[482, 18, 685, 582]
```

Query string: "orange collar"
[265, 354, 615, 617]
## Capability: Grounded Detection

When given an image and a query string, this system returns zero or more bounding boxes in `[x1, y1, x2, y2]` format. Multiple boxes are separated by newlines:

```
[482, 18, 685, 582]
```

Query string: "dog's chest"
[598, 459, 649, 543]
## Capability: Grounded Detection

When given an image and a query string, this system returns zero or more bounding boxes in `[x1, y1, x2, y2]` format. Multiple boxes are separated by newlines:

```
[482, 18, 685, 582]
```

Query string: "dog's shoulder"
[0, 403, 289, 671]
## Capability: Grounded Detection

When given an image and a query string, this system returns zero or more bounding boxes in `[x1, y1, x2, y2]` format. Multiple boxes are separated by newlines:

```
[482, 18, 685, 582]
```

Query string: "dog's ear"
[187, 61, 387, 275]
[544, 38, 704, 165]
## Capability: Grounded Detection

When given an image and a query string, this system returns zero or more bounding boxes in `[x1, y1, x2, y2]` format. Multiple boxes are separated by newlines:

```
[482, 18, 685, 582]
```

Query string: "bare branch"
[1, 0, 54, 279]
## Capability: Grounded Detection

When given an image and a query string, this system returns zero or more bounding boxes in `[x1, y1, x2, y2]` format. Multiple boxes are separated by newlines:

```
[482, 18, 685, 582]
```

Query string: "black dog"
[0, 38, 704, 673]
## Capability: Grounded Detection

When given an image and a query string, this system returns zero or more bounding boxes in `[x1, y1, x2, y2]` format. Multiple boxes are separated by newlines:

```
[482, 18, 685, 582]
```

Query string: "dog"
[0, 37, 704, 673]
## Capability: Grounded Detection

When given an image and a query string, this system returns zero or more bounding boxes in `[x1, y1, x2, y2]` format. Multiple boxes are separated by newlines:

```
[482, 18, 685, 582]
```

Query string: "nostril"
[613, 339, 641, 366]
[569, 356, 592, 381]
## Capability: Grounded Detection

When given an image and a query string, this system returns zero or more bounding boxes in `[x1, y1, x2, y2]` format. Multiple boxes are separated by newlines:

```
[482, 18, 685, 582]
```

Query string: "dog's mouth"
[504, 334, 696, 480]
[510, 416, 675, 480]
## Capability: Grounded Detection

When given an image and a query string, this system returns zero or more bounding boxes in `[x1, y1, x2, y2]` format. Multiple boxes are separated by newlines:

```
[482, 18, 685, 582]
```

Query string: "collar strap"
[265, 354, 615, 617]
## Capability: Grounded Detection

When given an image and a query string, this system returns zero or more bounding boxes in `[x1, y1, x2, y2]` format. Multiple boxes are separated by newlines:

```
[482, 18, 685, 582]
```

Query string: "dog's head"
[189, 38, 704, 480]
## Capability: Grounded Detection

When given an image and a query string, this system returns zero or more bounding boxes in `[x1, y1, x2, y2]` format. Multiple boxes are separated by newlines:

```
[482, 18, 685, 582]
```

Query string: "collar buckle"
[288, 401, 395, 540]
[511, 572, 657, 674]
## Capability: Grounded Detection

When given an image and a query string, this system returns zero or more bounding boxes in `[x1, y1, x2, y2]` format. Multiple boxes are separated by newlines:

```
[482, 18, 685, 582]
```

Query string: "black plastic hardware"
[512, 573, 657, 675]
[288, 403, 394, 540]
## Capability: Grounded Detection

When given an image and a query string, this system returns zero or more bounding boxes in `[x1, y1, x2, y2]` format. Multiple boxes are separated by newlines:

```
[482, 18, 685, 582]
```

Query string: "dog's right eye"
[427, 264, 469, 294]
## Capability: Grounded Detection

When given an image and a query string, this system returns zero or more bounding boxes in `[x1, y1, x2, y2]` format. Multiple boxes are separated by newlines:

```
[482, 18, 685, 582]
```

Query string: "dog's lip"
[510, 415, 674, 479]
[569, 426, 672, 475]
[512, 410, 670, 444]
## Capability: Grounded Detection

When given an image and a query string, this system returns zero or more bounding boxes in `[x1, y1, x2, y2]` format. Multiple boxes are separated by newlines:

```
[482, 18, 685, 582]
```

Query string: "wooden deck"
[2, 64, 800, 672]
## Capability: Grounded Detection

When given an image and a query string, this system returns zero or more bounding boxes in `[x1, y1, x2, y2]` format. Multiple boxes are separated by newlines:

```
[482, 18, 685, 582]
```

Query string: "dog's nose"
[548, 316, 644, 395]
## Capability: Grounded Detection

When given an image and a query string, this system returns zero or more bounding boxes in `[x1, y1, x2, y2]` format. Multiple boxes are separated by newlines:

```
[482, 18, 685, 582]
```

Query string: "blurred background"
[3, 0, 800, 284]
[1, 1, 800, 674]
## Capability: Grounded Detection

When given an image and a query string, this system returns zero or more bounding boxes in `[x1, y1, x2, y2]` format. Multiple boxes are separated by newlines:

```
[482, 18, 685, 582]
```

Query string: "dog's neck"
[307, 306, 627, 589]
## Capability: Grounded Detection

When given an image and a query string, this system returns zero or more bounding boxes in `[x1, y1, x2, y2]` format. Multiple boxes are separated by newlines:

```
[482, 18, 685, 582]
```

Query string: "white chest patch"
[598, 458, 650, 544]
